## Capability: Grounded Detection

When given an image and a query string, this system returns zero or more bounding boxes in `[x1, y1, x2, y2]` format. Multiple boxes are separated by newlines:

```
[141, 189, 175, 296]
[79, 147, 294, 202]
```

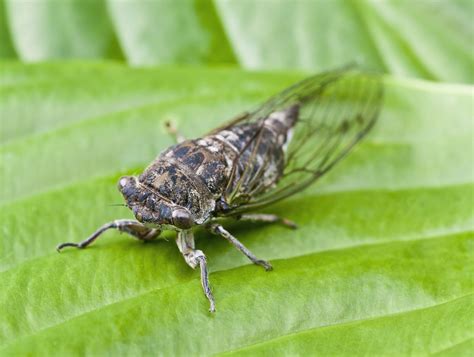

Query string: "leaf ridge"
[217, 293, 474, 356]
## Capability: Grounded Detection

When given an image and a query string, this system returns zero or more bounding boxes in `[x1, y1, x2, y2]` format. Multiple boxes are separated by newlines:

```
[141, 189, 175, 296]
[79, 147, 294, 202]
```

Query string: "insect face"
[118, 176, 194, 230]
[118, 176, 152, 222]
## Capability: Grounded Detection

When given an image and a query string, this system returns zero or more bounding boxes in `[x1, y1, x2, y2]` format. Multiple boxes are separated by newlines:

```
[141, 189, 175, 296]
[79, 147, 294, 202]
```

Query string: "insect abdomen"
[214, 105, 300, 201]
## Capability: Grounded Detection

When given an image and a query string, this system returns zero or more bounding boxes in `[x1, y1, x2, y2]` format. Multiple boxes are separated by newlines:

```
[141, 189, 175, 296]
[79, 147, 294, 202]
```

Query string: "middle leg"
[207, 223, 273, 271]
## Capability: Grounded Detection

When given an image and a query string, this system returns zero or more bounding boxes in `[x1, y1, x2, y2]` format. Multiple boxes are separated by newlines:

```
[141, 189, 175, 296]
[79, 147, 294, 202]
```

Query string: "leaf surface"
[4, 0, 122, 61]
[215, 0, 474, 83]
[107, 0, 236, 65]
[0, 63, 473, 355]
[0, 0, 472, 83]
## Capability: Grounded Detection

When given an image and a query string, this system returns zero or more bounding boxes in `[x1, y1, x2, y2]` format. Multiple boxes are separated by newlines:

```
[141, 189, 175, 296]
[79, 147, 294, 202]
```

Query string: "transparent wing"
[217, 67, 384, 215]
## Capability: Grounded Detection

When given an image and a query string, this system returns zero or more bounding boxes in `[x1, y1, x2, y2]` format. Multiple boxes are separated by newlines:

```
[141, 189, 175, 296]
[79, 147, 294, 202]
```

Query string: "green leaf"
[1, 0, 472, 83]
[216, 0, 474, 83]
[0, 62, 473, 355]
[3, 0, 122, 61]
[107, 0, 236, 65]
[0, 0, 16, 59]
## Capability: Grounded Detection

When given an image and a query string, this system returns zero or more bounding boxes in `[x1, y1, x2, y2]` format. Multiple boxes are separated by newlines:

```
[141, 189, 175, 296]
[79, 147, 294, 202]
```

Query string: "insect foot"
[208, 223, 273, 271]
[255, 259, 273, 271]
[188, 251, 216, 313]
[56, 242, 84, 252]
[281, 218, 298, 230]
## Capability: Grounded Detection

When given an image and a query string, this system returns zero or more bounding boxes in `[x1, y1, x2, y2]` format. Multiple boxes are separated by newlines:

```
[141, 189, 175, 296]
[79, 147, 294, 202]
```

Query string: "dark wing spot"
[158, 183, 172, 197]
[137, 191, 151, 202]
[174, 145, 190, 158]
[122, 185, 137, 199]
[183, 152, 205, 170]
[169, 174, 178, 185]
[157, 202, 172, 224]
[200, 160, 226, 193]
[340, 120, 350, 133]
[167, 165, 177, 176]
[146, 196, 155, 209]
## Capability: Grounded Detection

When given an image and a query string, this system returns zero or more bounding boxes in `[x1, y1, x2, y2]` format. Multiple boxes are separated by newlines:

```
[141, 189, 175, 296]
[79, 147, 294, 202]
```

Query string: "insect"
[57, 67, 383, 312]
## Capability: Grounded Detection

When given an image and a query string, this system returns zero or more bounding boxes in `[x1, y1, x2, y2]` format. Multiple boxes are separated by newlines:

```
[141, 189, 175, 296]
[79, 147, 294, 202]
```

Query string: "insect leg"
[164, 120, 186, 143]
[208, 224, 273, 271]
[176, 230, 216, 313]
[56, 219, 161, 252]
[237, 214, 298, 229]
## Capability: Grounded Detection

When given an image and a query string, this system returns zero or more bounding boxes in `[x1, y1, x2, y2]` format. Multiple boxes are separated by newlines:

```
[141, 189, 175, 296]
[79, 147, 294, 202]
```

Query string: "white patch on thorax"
[268, 110, 287, 123]
[283, 128, 293, 152]
[197, 137, 221, 153]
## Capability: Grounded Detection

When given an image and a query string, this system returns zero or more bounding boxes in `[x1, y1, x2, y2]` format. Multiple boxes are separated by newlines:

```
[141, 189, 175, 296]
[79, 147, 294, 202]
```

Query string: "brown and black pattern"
[125, 104, 299, 224]
[57, 67, 383, 313]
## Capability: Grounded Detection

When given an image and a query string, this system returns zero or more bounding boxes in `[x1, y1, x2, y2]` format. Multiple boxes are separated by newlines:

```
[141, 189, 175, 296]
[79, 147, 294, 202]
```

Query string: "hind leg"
[237, 213, 298, 229]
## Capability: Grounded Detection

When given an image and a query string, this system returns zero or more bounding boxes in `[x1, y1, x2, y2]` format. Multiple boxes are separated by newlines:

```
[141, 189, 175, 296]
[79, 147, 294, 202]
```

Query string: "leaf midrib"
[432, 337, 474, 355]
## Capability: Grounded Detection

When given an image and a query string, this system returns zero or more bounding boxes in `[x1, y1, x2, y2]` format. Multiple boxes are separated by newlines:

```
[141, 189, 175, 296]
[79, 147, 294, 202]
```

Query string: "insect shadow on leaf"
[57, 66, 384, 313]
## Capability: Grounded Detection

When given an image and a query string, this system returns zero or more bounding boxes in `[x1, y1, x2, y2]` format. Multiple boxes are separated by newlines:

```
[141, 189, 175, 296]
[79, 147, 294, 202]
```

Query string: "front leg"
[57, 219, 161, 252]
[208, 224, 273, 271]
[176, 230, 215, 313]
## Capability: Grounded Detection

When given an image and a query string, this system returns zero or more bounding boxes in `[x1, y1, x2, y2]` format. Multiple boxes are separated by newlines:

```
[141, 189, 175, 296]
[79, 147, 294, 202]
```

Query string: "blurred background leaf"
[108, 0, 236, 65]
[0, 0, 16, 58]
[215, 0, 474, 82]
[1, 0, 472, 82]
[3, 0, 122, 60]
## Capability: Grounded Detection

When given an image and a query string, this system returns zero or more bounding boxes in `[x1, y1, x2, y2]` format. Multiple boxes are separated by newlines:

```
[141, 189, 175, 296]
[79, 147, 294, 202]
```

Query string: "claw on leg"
[197, 254, 216, 313]
[56, 219, 161, 252]
[255, 259, 273, 271]
[208, 224, 273, 271]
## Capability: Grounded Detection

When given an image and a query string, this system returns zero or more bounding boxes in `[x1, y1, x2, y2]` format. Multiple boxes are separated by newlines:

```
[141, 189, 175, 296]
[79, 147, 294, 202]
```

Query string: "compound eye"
[172, 209, 194, 229]
[132, 206, 144, 222]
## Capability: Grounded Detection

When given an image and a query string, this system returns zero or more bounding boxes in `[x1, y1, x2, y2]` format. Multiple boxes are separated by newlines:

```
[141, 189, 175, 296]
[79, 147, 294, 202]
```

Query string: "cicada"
[57, 67, 383, 312]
